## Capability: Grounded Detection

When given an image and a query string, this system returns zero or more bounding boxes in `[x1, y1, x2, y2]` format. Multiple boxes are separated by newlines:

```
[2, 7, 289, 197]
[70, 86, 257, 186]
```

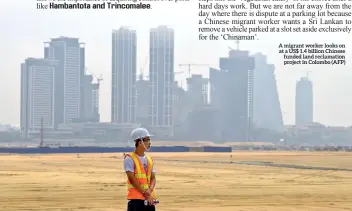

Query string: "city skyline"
[19, 32, 289, 141]
[21, 37, 101, 138]
[1, 1, 351, 127]
[10, 30, 350, 129]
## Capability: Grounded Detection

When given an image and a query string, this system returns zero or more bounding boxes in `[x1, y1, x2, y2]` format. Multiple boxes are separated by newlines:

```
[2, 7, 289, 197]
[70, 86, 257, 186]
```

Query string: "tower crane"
[228, 41, 240, 52]
[93, 74, 103, 87]
[85, 67, 103, 85]
[139, 51, 184, 81]
[178, 64, 211, 78]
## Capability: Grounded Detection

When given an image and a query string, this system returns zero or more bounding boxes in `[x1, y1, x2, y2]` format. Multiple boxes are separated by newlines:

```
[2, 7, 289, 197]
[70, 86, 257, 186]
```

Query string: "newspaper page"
[0, 0, 351, 210]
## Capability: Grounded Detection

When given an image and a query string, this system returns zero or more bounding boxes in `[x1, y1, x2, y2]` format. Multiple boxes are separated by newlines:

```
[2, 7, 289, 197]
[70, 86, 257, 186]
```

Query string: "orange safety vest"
[125, 152, 157, 200]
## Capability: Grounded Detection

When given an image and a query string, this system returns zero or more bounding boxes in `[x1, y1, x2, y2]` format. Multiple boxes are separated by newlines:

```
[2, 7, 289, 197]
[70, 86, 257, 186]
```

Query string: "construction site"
[1, 151, 352, 211]
[7, 32, 351, 211]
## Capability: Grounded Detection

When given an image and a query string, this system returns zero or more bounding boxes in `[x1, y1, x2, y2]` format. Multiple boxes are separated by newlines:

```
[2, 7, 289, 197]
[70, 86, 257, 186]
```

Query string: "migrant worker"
[124, 128, 158, 211]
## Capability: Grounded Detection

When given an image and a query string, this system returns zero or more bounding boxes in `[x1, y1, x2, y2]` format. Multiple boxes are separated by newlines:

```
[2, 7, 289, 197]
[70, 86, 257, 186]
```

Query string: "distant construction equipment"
[228, 40, 240, 51]
[139, 53, 184, 81]
[84, 67, 103, 86]
[93, 74, 103, 86]
[178, 63, 212, 78]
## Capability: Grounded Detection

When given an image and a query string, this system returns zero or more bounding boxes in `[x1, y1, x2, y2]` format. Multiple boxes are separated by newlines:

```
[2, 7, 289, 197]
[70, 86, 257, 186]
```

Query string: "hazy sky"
[1, 0, 351, 127]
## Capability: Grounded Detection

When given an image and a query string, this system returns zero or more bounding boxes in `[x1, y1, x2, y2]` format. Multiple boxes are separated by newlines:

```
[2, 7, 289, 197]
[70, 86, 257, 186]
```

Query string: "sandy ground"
[0, 151, 352, 211]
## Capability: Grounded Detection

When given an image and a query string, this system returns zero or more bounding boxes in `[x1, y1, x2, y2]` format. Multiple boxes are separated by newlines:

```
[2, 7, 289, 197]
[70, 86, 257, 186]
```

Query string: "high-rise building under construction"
[209, 49, 254, 141]
[253, 53, 284, 132]
[186, 74, 209, 109]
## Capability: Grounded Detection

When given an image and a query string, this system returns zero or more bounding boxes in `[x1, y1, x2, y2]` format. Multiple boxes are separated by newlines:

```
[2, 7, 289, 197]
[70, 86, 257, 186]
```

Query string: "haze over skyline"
[1, 0, 351, 127]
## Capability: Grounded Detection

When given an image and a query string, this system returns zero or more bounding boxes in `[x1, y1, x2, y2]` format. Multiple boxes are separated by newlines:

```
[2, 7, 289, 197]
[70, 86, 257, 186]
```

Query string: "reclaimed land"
[1, 151, 352, 211]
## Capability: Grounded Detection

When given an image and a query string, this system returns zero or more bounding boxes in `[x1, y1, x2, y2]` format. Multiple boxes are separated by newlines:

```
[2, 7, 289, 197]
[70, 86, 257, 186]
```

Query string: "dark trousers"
[127, 199, 156, 211]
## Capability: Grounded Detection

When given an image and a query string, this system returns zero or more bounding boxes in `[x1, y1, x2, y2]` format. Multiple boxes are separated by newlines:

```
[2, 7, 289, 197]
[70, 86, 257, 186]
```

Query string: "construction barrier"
[0, 146, 134, 154]
[149, 146, 190, 152]
[0, 146, 232, 154]
[203, 146, 232, 152]
[188, 146, 232, 152]
[189, 147, 205, 152]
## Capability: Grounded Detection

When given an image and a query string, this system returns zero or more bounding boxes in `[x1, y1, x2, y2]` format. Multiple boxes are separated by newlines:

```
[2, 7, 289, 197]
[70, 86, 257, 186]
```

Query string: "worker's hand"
[144, 188, 152, 198]
[147, 196, 154, 205]
[142, 192, 150, 199]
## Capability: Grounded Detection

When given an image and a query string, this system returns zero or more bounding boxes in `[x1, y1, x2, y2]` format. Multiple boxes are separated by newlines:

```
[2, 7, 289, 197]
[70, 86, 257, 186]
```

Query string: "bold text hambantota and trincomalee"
[49, 2, 152, 9]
